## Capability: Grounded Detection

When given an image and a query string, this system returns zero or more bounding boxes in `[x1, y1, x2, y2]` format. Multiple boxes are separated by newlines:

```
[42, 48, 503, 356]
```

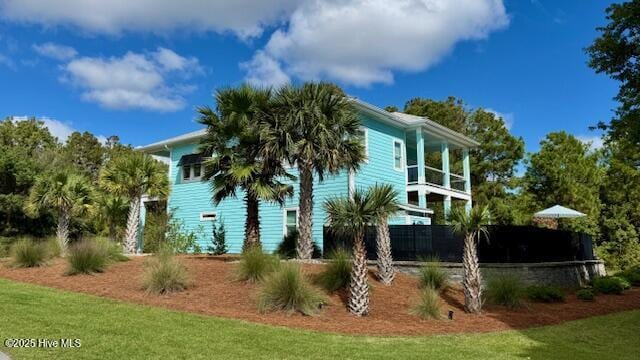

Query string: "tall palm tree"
[25, 169, 93, 251]
[324, 189, 376, 316]
[100, 152, 169, 254]
[272, 82, 365, 260]
[370, 184, 400, 285]
[95, 193, 129, 241]
[198, 85, 293, 251]
[448, 206, 491, 314]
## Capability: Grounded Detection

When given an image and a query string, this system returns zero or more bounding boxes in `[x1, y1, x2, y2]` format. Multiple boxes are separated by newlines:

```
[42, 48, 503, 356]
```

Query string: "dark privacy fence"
[323, 225, 595, 263]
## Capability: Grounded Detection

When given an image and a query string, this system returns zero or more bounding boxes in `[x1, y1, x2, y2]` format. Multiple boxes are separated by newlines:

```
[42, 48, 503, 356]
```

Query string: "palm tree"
[25, 169, 93, 251]
[324, 189, 376, 316]
[370, 184, 400, 285]
[272, 82, 365, 260]
[448, 206, 491, 314]
[100, 152, 169, 254]
[95, 194, 129, 241]
[198, 85, 293, 251]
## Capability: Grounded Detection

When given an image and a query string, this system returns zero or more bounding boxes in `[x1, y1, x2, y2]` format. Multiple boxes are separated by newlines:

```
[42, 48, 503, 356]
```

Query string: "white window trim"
[393, 139, 405, 172]
[359, 127, 369, 163]
[282, 207, 299, 236]
[200, 212, 217, 221]
[182, 163, 203, 183]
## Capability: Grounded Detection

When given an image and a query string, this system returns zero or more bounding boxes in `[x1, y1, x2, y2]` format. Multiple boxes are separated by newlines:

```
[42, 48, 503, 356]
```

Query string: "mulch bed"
[1, 255, 639, 336]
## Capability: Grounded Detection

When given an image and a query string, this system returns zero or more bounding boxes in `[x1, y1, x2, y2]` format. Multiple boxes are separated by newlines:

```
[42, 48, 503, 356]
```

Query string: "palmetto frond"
[448, 205, 492, 242]
[369, 183, 400, 221]
[324, 188, 376, 237]
[100, 152, 169, 201]
[25, 168, 94, 217]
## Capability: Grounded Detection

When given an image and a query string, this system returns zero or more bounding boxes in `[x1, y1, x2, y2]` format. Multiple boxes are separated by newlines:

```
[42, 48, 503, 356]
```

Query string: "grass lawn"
[1, 278, 638, 360]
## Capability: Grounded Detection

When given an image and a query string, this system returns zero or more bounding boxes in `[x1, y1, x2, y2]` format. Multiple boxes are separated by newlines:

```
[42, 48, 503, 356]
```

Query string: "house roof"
[137, 98, 479, 153]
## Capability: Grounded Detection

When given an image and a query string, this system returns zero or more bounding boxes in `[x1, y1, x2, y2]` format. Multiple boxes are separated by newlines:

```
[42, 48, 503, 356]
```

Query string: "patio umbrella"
[534, 205, 586, 219]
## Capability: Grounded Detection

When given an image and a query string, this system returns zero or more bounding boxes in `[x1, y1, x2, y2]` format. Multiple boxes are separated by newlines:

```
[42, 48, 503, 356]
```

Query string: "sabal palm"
[324, 189, 376, 316]
[273, 82, 365, 260]
[25, 169, 93, 250]
[199, 85, 293, 251]
[95, 194, 129, 241]
[448, 206, 491, 314]
[369, 184, 400, 285]
[100, 152, 169, 254]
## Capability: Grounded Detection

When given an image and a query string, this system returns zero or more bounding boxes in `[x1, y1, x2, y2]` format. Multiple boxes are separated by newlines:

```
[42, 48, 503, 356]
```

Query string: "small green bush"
[317, 248, 352, 292]
[526, 285, 565, 303]
[576, 288, 595, 301]
[142, 247, 191, 294]
[411, 287, 442, 319]
[275, 230, 321, 259]
[10, 239, 48, 268]
[208, 221, 228, 255]
[619, 266, 640, 286]
[486, 276, 525, 309]
[66, 240, 109, 275]
[418, 258, 448, 291]
[592, 276, 630, 295]
[258, 262, 324, 315]
[234, 246, 280, 283]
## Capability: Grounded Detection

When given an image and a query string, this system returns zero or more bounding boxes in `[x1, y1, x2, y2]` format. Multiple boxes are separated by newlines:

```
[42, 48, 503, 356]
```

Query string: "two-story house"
[137, 98, 478, 253]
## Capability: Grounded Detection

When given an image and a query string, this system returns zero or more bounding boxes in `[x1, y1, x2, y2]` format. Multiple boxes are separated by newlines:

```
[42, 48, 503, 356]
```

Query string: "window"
[393, 140, 404, 171]
[200, 212, 217, 221]
[193, 164, 201, 178]
[179, 154, 204, 183]
[283, 208, 298, 236]
[357, 127, 368, 161]
[183, 165, 191, 181]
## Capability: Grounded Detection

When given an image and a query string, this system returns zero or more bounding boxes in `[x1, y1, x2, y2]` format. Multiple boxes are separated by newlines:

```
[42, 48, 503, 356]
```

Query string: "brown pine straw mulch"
[1, 256, 639, 336]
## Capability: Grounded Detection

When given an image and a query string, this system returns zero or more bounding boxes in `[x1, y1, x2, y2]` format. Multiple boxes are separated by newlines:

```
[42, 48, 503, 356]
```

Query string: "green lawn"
[0, 279, 638, 360]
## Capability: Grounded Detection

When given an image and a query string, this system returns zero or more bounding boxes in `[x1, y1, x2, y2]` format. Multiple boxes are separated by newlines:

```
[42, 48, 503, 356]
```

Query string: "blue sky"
[0, 0, 618, 152]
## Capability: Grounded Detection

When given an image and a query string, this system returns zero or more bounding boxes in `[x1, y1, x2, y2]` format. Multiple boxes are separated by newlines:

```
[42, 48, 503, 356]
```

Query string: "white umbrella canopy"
[534, 205, 586, 219]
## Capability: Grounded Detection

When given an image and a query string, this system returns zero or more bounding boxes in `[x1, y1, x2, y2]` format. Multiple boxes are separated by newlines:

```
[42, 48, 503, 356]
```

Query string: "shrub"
[44, 236, 62, 258]
[234, 246, 280, 283]
[10, 239, 48, 268]
[592, 276, 630, 295]
[66, 240, 109, 275]
[485, 275, 525, 309]
[576, 288, 595, 301]
[142, 247, 191, 294]
[418, 257, 448, 291]
[619, 265, 640, 286]
[526, 285, 565, 303]
[411, 287, 442, 319]
[93, 237, 129, 263]
[275, 230, 321, 259]
[258, 262, 324, 315]
[317, 248, 352, 292]
[208, 222, 228, 255]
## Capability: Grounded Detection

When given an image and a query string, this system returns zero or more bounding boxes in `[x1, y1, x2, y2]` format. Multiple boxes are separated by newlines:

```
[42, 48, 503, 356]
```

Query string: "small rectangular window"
[200, 212, 217, 221]
[193, 164, 201, 178]
[356, 127, 368, 161]
[393, 140, 404, 170]
[183, 165, 191, 180]
[284, 209, 298, 236]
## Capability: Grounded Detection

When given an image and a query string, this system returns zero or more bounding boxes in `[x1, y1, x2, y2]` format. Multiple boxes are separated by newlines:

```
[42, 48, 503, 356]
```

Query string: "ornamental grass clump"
[10, 238, 49, 268]
[411, 287, 442, 319]
[418, 257, 448, 292]
[143, 247, 191, 294]
[66, 239, 109, 275]
[234, 246, 280, 283]
[258, 262, 325, 316]
[486, 275, 525, 309]
[317, 248, 352, 292]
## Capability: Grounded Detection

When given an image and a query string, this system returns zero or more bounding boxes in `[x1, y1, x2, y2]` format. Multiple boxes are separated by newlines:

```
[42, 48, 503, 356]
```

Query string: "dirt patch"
[1, 256, 639, 336]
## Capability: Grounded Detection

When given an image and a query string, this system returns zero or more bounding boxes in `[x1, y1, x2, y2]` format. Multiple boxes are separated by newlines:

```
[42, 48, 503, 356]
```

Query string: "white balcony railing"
[407, 165, 467, 193]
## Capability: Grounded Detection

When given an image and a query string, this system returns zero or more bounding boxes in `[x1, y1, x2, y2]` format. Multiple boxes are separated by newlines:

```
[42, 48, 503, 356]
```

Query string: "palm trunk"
[462, 233, 482, 314]
[348, 229, 370, 316]
[124, 196, 141, 254]
[243, 192, 261, 251]
[375, 217, 395, 285]
[56, 210, 70, 251]
[296, 164, 314, 259]
[108, 222, 117, 242]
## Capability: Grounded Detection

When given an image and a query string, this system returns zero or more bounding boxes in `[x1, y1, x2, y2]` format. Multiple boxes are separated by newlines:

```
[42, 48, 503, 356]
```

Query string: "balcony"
[407, 165, 467, 193]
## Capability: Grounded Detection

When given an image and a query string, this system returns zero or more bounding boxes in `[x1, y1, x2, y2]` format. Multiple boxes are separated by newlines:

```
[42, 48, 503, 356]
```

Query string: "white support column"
[416, 129, 425, 184]
[444, 195, 452, 222]
[441, 142, 450, 189]
[418, 188, 427, 208]
[348, 170, 355, 199]
[462, 148, 472, 213]
[137, 197, 147, 254]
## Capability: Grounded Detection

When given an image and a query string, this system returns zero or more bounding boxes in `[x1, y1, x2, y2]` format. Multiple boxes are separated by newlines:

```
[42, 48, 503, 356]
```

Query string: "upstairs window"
[393, 140, 404, 171]
[284, 208, 298, 236]
[179, 154, 204, 183]
[356, 127, 368, 161]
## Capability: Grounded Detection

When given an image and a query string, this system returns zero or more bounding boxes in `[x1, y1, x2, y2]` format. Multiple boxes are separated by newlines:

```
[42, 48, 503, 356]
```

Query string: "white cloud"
[0, 53, 16, 69]
[486, 108, 514, 130]
[245, 0, 508, 86]
[32, 42, 77, 60]
[0, 0, 301, 39]
[577, 135, 604, 151]
[241, 51, 291, 87]
[61, 47, 202, 111]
